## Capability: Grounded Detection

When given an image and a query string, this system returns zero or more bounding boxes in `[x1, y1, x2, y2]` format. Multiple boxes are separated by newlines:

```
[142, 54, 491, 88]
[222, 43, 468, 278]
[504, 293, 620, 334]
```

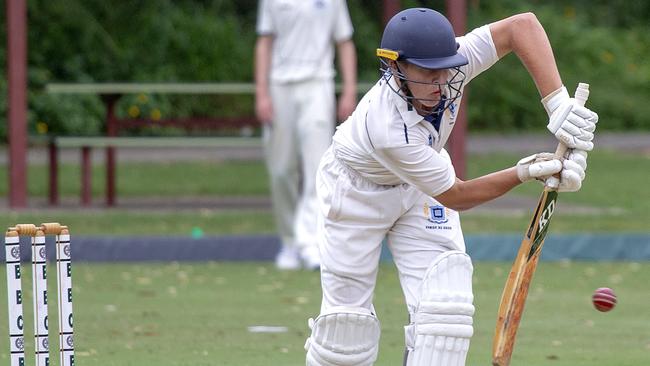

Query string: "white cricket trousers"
[264, 78, 336, 254]
[316, 146, 466, 314]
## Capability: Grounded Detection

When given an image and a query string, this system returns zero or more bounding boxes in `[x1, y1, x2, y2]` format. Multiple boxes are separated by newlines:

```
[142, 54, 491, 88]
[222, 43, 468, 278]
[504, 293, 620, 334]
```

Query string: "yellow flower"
[36, 121, 48, 134]
[601, 51, 614, 64]
[150, 108, 162, 121]
[137, 94, 148, 104]
[564, 6, 576, 20]
[128, 105, 140, 118]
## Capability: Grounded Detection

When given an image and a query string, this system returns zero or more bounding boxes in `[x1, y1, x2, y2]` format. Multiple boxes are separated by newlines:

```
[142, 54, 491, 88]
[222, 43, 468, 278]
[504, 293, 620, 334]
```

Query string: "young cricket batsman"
[304, 8, 597, 366]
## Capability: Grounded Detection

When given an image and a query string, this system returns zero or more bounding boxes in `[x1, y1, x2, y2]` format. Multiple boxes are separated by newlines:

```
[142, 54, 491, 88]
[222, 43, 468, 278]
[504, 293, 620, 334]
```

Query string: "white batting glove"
[516, 153, 562, 183]
[543, 86, 599, 151]
[567, 149, 588, 170]
[546, 149, 588, 192]
[557, 156, 586, 192]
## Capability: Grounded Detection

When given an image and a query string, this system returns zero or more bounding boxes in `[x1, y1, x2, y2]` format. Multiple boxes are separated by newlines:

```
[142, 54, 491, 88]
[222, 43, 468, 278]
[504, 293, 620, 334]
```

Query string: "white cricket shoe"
[301, 246, 321, 271]
[275, 245, 301, 270]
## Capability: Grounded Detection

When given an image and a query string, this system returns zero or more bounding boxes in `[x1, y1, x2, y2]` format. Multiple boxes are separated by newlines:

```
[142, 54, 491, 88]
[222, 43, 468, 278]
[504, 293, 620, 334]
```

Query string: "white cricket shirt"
[332, 25, 498, 197]
[256, 0, 354, 83]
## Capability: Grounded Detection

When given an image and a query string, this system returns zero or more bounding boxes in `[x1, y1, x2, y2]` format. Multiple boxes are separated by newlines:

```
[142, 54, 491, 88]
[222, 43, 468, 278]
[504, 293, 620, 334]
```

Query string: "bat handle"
[574, 82, 590, 107]
[548, 83, 590, 187]
[554, 83, 589, 157]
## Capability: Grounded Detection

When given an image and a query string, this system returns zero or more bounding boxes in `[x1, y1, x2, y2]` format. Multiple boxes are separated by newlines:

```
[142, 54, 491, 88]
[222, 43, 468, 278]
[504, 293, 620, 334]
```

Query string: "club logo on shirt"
[449, 103, 456, 116]
[424, 203, 449, 224]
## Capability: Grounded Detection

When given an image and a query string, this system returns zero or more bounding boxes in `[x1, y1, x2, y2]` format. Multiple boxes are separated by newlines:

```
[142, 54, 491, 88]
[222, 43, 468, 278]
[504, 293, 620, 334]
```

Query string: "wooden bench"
[47, 136, 262, 206]
[45, 82, 374, 206]
[45, 83, 265, 206]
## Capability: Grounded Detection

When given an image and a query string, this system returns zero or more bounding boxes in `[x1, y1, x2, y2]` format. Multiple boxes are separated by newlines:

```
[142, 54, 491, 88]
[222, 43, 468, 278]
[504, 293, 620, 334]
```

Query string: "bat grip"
[554, 142, 569, 158]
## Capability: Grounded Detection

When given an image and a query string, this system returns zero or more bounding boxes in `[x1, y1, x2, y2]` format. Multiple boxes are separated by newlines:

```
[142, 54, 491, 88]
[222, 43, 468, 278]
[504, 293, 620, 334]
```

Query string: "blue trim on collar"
[423, 96, 447, 132]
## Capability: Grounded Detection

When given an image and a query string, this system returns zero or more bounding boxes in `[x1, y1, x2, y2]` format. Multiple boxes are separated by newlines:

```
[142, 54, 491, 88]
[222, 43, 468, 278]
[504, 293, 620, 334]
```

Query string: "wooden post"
[103, 94, 120, 207]
[81, 146, 92, 206]
[48, 140, 59, 205]
[446, 0, 467, 180]
[7, 0, 28, 208]
[383, 0, 401, 25]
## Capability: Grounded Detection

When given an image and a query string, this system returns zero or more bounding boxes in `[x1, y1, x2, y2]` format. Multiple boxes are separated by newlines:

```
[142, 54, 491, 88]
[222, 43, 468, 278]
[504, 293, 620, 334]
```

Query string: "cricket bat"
[491, 83, 590, 366]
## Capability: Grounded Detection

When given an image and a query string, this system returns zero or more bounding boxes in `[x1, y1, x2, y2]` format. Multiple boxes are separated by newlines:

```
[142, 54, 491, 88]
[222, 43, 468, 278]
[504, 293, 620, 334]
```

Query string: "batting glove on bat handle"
[546, 83, 590, 189]
[543, 85, 598, 151]
[516, 153, 562, 183]
[547, 149, 588, 192]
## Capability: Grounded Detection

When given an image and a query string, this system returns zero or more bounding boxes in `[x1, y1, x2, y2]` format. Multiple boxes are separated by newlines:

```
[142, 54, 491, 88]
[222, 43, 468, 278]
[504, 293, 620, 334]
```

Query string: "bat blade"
[492, 189, 557, 366]
[492, 82, 588, 366]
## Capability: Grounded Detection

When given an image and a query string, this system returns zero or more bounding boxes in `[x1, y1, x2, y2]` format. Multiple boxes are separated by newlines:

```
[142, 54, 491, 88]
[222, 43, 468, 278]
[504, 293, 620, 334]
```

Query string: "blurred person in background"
[255, 0, 357, 270]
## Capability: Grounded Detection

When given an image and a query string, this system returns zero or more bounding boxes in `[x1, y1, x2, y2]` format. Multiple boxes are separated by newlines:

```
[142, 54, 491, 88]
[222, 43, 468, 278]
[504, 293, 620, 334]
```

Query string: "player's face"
[400, 63, 447, 108]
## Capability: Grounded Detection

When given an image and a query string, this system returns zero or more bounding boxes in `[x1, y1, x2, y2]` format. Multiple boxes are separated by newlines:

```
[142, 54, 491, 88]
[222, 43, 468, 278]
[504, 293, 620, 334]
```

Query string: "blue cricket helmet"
[377, 8, 468, 70]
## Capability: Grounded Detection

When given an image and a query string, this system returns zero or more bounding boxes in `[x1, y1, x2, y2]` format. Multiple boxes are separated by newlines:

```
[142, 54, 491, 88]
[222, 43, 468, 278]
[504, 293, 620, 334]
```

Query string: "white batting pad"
[404, 251, 474, 366]
[305, 306, 380, 366]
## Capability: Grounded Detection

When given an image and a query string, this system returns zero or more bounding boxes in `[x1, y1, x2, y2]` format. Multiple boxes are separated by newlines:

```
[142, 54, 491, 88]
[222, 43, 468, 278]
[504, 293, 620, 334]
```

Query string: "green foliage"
[346, 1, 383, 81]
[466, 1, 650, 130]
[1, 0, 649, 140]
[2, 0, 259, 139]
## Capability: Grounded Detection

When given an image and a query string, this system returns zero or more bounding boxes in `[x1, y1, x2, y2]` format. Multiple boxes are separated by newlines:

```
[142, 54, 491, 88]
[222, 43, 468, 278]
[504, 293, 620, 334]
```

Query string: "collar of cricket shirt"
[386, 75, 425, 128]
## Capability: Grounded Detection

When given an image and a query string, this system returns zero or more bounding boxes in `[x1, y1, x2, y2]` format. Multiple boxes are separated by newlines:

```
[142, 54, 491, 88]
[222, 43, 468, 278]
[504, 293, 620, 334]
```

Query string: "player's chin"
[425, 94, 442, 105]
[419, 100, 437, 109]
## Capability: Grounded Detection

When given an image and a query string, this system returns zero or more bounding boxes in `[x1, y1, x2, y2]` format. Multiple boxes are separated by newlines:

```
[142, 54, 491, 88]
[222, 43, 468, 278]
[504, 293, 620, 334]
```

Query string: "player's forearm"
[489, 13, 561, 97]
[435, 168, 521, 211]
[337, 39, 357, 96]
[254, 36, 273, 97]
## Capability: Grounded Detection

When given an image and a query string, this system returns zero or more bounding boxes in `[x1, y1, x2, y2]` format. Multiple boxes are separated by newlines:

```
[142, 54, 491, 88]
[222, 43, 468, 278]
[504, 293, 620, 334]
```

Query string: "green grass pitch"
[0, 262, 648, 365]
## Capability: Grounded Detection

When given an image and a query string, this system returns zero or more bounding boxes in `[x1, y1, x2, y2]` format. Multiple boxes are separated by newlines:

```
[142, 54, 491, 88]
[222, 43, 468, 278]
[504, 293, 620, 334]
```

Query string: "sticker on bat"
[538, 197, 556, 233]
[527, 192, 558, 259]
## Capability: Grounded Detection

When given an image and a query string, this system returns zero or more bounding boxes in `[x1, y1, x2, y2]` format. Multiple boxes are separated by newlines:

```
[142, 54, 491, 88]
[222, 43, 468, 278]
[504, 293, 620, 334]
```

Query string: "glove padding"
[543, 86, 598, 151]
[546, 149, 588, 192]
[516, 153, 562, 183]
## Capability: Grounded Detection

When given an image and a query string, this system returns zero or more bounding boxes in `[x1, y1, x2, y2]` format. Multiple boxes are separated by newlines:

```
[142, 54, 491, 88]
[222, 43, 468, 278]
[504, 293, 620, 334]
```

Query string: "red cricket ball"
[592, 287, 617, 312]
